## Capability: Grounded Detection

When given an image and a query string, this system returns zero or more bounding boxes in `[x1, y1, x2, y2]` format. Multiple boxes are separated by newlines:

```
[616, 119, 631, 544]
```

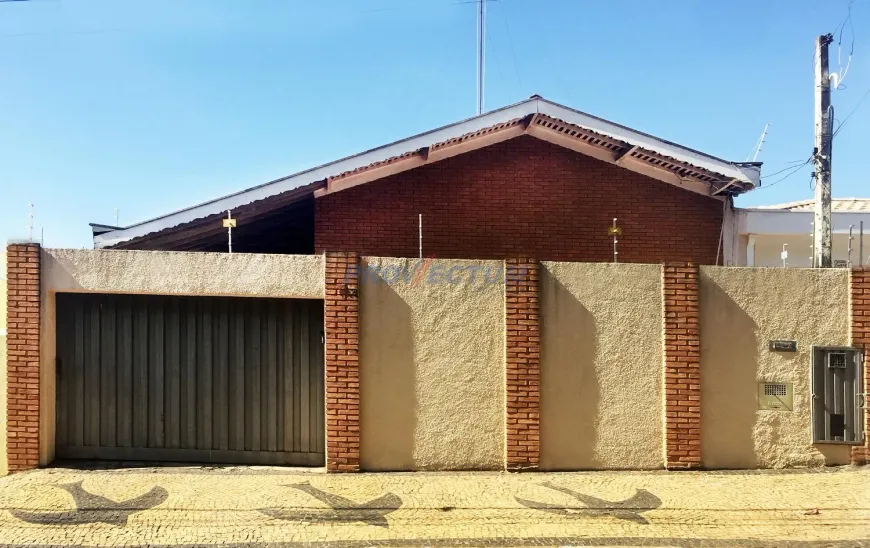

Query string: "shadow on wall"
[540, 275, 601, 470]
[700, 280, 758, 469]
[359, 262, 417, 471]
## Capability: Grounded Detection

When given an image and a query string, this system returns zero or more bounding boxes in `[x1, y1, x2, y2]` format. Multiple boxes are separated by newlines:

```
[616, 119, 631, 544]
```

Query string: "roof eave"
[94, 96, 757, 249]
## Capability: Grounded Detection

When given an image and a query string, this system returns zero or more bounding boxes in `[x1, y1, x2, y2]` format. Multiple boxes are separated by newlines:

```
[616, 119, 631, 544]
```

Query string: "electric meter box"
[758, 382, 794, 411]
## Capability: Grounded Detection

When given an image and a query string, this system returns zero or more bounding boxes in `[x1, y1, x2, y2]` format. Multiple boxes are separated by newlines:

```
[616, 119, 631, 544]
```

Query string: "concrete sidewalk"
[0, 465, 868, 547]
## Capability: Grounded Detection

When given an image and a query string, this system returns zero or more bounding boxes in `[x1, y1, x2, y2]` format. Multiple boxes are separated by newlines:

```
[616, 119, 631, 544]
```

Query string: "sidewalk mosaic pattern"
[0, 466, 867, 547]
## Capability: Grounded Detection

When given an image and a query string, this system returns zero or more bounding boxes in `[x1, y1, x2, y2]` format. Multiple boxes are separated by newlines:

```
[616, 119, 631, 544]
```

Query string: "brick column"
[6, 243, 41, 472]
[505, 259, 540, 471]
[663, 262, 701, 469]
[324, 253, 360, 472]
[851, 267, 870, 466]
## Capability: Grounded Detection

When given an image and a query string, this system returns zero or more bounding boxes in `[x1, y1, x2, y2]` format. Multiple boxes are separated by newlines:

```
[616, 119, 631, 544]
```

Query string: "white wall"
[740, 234, 866, 267]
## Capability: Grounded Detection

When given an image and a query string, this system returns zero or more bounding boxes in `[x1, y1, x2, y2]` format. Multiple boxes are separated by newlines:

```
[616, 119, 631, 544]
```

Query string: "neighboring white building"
[733, 198, 870, 267]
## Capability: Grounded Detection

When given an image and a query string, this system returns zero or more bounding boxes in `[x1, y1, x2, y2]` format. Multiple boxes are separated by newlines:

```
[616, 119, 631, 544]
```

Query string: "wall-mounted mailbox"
[769, 340, 797, 352]
[812, 346, 865, 444]
[758, 382, 793, 411]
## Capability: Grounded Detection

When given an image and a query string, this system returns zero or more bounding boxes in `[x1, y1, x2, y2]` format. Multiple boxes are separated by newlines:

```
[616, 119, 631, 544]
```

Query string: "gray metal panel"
[73, 304, 85, 447]
[181, 299, 197, 450]
[55, 293, 324, 466]
[229, 304, 245, 451]
[165, 297, 181, 449]
[85, 299, 101, 447]
[214, 299, 229, 451]
[116, 297, 133, 448]
[99, 297, 117, 447]
[55, 446, 324, 467]
[812, 346, 864, 445]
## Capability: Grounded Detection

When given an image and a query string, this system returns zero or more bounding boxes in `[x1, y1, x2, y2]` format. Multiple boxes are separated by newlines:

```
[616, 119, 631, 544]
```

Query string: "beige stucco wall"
[38, 248, 325, 465]
[43, 249, 325, 299]
[700, 266, 852, 468]
[359, 257, 505, 470]
[539, 262, 663, 470]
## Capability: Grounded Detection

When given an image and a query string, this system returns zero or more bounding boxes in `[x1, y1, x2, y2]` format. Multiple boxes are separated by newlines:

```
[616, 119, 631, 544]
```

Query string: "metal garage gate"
[55, 293, 325, 466]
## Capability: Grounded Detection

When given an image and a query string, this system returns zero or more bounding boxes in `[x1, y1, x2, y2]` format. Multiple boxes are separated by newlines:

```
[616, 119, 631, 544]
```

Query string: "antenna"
[748, 123, 770, 162]
[222, 210, 236, 254]
[848, 225, 854, 267]
[115, 208, 119, 227]
[609, 218, 621, 263]
[476, 0, 486, 115]
[28, 203, 34, 243]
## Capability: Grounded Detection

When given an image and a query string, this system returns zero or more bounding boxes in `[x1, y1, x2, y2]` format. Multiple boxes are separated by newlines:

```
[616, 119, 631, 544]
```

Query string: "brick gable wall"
[315, 136, 724, 264]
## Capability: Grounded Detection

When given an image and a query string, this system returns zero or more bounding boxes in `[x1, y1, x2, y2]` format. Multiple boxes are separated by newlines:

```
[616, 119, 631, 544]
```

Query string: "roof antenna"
[476, 0, 486, 115]
[28, 203, 34, 243]
[747, 122, 770, 162]
[223, 210, 236, 254]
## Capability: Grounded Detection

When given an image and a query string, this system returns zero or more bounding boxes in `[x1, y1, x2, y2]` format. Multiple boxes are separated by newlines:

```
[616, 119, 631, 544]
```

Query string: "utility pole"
[476, 0, 486, 115]
[813, 33, 834, 268]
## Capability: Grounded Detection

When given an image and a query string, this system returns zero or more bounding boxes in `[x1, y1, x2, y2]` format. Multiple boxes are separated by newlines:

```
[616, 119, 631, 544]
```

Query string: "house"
[92, 96, 761, 265]
[5, 97, 867, 477]
[736, 198, 870, 267]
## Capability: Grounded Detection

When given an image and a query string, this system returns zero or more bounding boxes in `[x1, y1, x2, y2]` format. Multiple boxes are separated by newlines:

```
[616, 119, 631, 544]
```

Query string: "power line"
[832, 85, 870, 137]
[760, 157, 812, 179]
[757, 159, 812, 191]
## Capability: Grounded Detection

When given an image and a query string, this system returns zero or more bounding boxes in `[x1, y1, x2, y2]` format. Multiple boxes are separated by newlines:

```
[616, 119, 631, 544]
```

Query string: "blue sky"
[0, 0, 868, 248]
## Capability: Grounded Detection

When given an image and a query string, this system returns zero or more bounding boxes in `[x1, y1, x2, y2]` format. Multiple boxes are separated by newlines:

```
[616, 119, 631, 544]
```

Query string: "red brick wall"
[852, 267, 870, 466]
[324, 253, 361, 472]
[663, 262, 701, 469]
[6, 243, 41, 472]
[315, 136, 724, 264]
[505, 259, 540, 471]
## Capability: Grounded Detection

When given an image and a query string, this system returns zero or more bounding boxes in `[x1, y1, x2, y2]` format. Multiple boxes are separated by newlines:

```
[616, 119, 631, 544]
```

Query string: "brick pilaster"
[663, 262, 701, 469]
[324, 253, 360, 472]
[505, 259, 540, 471]
[6, 243, 41, 472]
[851, 267, 870, 466]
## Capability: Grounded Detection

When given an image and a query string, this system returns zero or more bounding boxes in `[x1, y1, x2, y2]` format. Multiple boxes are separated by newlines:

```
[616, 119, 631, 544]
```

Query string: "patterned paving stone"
[0, 465, 867, 547]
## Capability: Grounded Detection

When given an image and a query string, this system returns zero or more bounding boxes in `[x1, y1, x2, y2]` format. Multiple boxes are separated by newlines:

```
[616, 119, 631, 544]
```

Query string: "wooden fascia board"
[315, 155, 428, 197]
[427, 123, 527, 163]
[618, 156, 722, 199]
[315, 123, 527, 198]
[525, 125, 620, 164]
[615, 145, 639, 165]
[315, 119, 722, 201]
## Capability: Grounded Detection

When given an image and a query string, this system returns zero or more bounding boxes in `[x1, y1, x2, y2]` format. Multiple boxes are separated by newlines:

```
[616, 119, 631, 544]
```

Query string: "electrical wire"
[757, 159, 813, 191]
[760, 157, 813, 179]
[832, 85, 870, 138]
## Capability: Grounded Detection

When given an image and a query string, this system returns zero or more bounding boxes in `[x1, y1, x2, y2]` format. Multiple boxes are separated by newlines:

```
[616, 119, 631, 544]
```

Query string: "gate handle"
[859, 393, 867, 410]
